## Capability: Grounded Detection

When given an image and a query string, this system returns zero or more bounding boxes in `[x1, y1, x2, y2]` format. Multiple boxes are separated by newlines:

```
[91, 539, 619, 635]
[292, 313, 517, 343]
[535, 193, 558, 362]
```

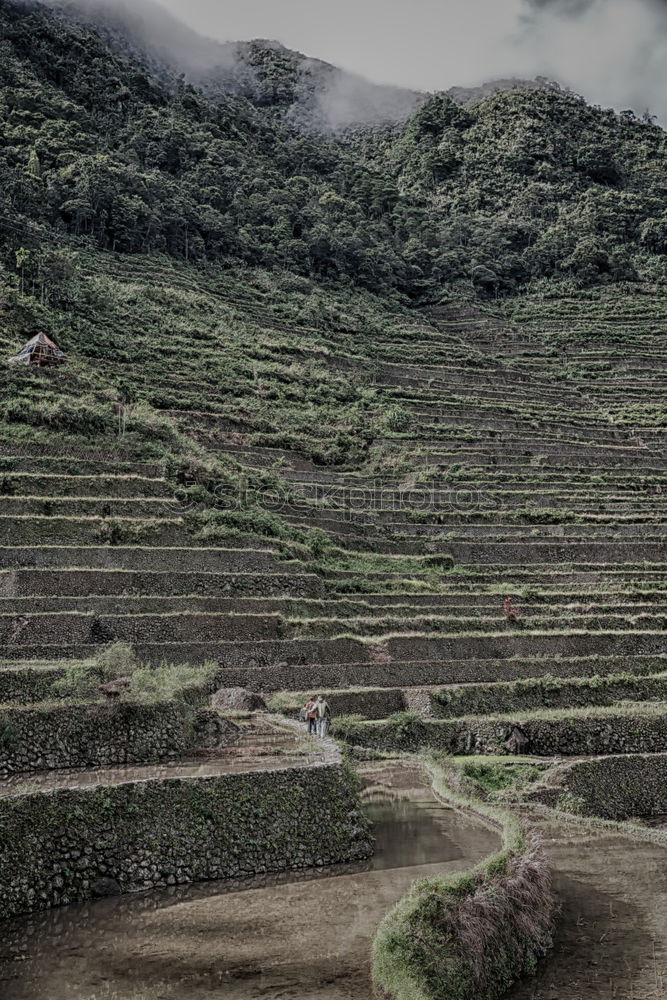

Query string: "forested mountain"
[41, 0, 426, 131]
[2, 0, 667, 310]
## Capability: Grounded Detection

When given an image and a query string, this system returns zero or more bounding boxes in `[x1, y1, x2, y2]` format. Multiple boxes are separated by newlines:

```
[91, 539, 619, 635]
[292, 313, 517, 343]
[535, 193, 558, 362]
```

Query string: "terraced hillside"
[2, 3, 667, 993]
[2, 255, 667, 996]
[2, 266, 667, 728]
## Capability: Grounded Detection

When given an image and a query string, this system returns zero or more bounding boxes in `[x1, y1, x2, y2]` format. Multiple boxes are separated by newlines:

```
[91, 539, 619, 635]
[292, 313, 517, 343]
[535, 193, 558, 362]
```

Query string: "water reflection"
[0, 761, 499, 1000]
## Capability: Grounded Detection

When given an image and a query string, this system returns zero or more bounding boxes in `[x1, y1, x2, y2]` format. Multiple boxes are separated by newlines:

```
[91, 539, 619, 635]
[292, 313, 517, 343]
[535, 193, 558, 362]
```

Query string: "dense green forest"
[2, 0, 667, 313]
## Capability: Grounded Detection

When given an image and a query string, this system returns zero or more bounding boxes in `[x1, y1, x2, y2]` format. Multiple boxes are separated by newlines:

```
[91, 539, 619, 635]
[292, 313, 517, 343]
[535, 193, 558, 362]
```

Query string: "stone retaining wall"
[215, 654, 665, 693]
[0, 702, 223, 776]
[526, 753, 667, 819]
[2, 638, 373, 667]
[338, 710, 667, 757]
[447, 542, 667, 565]
[0, 568, 322, 598]
[275, 687, 406, 720]
[0, 666, 65, 704]
[0, 612, 284, 646]
[387, 631, 667, 662]
[0, 761, 372, 919]
[0, 498, 170, 518]
[432, 673, 667, 718]
[0, 546, 289, 574]
[0, 518, 186, 548]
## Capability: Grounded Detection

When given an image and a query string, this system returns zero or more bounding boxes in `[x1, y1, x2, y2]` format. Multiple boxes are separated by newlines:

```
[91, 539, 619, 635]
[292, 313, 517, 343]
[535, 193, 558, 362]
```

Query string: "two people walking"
[303, 695, 331, 738]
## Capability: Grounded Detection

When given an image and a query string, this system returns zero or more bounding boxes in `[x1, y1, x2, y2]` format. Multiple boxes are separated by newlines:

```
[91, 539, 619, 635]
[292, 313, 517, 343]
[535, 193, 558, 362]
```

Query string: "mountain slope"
[2, 0, 667, 306]
[1, 5, 667, 977]
[40, 0, 426, 131]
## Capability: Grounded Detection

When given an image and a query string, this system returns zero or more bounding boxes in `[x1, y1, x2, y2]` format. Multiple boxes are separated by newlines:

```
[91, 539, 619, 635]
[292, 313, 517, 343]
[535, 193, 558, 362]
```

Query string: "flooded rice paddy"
[1, 762, 665, 1000]
[0, 762, 498, 999]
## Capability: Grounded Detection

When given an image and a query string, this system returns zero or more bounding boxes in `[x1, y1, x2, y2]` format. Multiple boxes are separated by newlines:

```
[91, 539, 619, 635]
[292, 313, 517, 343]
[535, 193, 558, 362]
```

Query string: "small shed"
[7, 333, 66, 367]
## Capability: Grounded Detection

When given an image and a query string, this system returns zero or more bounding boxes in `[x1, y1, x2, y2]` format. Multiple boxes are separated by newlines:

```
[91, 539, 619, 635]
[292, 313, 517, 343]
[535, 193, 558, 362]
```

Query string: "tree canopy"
[2, 0, 667, 301]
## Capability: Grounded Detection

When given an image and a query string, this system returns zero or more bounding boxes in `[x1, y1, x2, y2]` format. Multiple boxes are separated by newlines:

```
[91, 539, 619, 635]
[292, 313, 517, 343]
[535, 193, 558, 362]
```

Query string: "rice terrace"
[0, 0, 666, 997]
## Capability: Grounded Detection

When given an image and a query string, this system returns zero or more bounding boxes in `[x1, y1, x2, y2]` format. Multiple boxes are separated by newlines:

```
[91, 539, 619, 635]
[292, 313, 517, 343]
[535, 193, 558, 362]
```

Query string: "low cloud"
[41, 0, 667, 122]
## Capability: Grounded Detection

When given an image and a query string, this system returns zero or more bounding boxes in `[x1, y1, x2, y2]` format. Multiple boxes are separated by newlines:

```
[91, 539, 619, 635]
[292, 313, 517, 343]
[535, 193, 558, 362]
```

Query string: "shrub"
[0, 717, 19, 752]
[383, 406, 414, 433]
[460, 762, 542, 797]
[129, 660, 218, 704]
[54, 642, 138, 699]
[331, 714, 365, 740]
[383, 712, 428, 751]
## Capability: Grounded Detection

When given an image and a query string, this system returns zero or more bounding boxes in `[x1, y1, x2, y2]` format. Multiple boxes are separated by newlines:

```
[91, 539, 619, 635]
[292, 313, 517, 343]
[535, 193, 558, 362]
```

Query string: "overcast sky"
[155, 0, 667, 116]
[156, 0, 531, 90]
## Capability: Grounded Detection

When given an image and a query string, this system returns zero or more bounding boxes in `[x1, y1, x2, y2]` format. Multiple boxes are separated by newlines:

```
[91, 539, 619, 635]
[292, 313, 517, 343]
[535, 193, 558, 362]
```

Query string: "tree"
[26, 148, 41, 180]
[640, 217, 667, 255]
[15, 247, 31, 295]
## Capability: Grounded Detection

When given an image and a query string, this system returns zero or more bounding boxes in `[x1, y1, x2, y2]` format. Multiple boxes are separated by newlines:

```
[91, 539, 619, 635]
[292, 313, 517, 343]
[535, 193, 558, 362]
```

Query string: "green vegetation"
[432, 672, 667, 717]
[54, 641, 137, 698]
[54, 641, 217, 703]
[2, 5, 667, 985]
[372, 756, 555, 1000]
[457, 760, 544, 797]
[4, 1, 667, 303]
[333, 702, 667, 756]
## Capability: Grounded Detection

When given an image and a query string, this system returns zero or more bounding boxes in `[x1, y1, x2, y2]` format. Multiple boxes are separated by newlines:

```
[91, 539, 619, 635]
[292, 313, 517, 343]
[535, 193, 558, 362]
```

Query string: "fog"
[153, 0, 667, 117]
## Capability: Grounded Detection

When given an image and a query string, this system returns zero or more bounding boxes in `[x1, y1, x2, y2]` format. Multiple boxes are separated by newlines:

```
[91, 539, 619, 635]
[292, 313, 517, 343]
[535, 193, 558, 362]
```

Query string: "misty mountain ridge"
[4, 0, 667, 307]
[36, 0, 568, 132]
[35, 0, 424, 131]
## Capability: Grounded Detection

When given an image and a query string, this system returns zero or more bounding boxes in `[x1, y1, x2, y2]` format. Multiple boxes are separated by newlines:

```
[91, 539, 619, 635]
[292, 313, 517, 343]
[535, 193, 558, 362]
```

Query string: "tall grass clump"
[372, 759, 556, 1000]
[54, 642, 138, 699]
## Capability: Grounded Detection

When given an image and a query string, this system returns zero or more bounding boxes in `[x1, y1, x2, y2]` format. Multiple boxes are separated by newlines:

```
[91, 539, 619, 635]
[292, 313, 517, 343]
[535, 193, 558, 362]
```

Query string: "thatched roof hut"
[7, 333, 66, 367]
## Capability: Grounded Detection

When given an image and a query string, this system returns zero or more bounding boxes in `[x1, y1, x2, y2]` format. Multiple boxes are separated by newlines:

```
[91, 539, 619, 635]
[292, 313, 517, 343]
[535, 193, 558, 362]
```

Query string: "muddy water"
[0, 761, 499, 1000]
[505, 818, 667, 1000]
